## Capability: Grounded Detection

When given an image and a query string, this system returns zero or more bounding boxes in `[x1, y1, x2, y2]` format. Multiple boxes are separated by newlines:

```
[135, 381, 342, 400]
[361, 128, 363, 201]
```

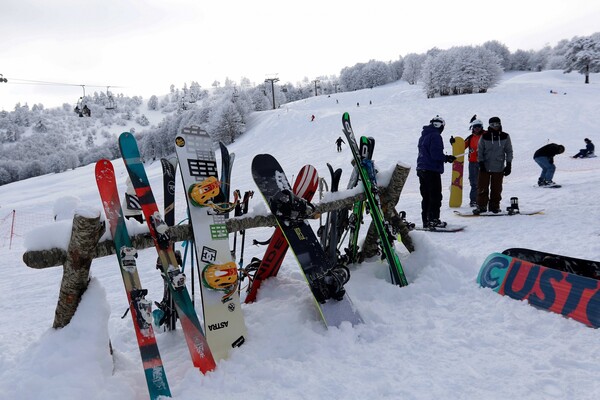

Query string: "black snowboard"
[251, 154, 363, 327]
[502, 248, 600, 280]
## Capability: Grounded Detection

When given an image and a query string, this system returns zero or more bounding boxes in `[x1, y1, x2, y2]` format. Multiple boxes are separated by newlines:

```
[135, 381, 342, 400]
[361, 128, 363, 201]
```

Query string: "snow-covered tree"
[402, 53, 426, 85]
[147, 95, 159, 110]
[563, 34, 600, 83]
[483, 40, 511, 70]
[208, 99, 245, 144]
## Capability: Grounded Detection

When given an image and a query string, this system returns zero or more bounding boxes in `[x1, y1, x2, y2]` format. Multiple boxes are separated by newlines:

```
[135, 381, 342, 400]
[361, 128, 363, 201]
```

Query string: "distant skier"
[534, 143, 565, 186]
[572, 138, 594, 158]
[335, 136, 345, 152]
[311, 114, 315, 122]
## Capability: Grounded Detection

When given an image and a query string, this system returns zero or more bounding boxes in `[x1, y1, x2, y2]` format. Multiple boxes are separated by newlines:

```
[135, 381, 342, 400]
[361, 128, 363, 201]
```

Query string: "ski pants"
[477, 171, 504, 211]
[468, 162, 479, 204]
[534, 156, 556, 181]
[417, 169, 442, 225]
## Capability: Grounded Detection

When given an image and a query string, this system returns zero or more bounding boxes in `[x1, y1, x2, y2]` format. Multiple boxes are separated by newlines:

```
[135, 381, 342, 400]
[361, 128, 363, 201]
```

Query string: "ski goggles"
[489, 122, 501, 129]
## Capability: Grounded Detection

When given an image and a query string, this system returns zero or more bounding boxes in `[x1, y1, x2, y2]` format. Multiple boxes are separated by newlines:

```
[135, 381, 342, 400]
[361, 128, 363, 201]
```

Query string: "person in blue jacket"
[572, 138, 594, 158]
[416, 115, 456, 229]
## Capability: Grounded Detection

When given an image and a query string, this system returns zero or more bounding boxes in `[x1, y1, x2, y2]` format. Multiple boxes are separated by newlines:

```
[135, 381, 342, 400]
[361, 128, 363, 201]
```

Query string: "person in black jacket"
[533, 143, 565, 186]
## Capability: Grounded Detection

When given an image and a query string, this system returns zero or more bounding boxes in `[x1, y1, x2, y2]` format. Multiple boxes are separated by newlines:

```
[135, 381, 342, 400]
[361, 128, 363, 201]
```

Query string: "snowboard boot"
[473, 206, 486, 215]
[427, 219, 448, 230]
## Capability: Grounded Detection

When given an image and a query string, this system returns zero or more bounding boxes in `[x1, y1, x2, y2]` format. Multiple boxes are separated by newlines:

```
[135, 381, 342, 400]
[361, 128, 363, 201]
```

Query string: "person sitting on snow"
[572, 138, 594, 158]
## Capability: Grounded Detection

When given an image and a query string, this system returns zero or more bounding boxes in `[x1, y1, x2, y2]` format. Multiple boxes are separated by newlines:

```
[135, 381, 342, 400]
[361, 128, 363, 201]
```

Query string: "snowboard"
[95, 159, 172, 399]
[245, 164, 319, 304]
[252, 153, 363, 327]
[453, 210, 544, 217]
[119, 132, 217, 374]
[449, 136, 464, 208]
[414, 224, 465, 233]
[174, 125, 247, 361]
[478, 252, 600, 328]
[536, 184, 562, 188]
[502, 248, 600, 280]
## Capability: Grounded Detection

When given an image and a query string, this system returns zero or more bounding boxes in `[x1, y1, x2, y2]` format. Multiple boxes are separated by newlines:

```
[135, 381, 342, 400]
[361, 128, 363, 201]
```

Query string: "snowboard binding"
[506, 197, 520, 215]
[130, 288, 153, 329]
[150, 211, 171, 249]
[202, 262, 239, 302]
[119, 246, 138, 273]
[269, 189, 315, 224]
[188, 177, 239, 214]
[311, 265, 350, 304]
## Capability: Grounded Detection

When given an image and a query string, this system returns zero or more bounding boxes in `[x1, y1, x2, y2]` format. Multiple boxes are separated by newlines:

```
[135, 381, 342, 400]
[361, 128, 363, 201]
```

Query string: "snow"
[1, 70, 600, 399]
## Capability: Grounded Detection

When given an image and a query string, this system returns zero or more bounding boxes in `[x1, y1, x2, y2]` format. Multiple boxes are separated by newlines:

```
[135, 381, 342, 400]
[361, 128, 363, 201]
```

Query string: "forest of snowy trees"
[1, 33, 599, 186]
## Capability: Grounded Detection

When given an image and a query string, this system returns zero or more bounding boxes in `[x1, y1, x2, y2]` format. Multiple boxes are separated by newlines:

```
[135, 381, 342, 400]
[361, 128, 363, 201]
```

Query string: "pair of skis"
[341, 112, 408, 287]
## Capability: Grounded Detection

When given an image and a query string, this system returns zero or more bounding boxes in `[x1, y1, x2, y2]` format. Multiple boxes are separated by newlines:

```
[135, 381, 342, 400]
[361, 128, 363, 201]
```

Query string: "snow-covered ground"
[1, 70, 600, 399]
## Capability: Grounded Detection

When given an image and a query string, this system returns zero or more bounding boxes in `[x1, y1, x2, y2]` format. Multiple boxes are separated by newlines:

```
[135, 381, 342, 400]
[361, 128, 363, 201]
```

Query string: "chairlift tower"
[264, 75, 279, 110]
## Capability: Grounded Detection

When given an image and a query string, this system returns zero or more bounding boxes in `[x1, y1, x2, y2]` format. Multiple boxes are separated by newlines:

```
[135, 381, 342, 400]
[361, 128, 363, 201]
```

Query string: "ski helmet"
[430, 115, 445, 129]
[470, 119, 483, 130]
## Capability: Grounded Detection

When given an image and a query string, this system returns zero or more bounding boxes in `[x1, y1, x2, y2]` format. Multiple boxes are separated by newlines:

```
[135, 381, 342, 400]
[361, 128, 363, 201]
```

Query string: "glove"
[449, 136, 456, 145]
[445, 155, 456, 163]
[503, 162, 512, 176]
[479, 162, 487, 172]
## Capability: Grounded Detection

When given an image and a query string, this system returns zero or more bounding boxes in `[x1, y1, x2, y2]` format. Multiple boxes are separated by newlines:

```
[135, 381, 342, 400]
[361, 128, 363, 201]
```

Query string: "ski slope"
[1, 70, 600, 399]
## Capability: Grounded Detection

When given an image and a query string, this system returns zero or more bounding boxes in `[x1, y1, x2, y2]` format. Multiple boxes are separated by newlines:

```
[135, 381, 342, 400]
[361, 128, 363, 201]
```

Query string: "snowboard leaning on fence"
[252, 153, 363, 327]
[245, 164, 319, 304]
[341, 112, 408, 287]
[478, 252, 600, 328]
[174, 125, 247, 360]
[95, 159, 172, 400]
[449, 136, 464, 207]
[118, 132, 217, 374]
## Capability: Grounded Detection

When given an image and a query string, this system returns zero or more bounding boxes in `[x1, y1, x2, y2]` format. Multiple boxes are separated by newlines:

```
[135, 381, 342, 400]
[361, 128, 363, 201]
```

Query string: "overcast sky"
[2, 0, 599, 110]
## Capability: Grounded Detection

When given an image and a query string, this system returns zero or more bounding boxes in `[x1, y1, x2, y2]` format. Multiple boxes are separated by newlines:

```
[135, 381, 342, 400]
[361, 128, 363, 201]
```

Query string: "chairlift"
[74, 85, 90, 117]
[105, 86, 116, 110]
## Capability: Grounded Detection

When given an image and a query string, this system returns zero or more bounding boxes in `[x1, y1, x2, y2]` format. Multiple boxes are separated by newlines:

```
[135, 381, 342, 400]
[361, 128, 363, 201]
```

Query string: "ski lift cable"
[3, 76, 126, 89]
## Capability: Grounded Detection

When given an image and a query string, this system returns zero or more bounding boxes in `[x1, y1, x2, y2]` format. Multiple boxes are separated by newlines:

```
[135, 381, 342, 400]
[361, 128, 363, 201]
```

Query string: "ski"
[341, 112, 408, 286]
[118, 132, 217, 374]
[245, 164, 319, 304]
[219, 142, 235, 217]
[343, 137, 373, 265]
[252, 153, 363, 327]
[95, 159, 172, 399]
[153, 158, 178, 331]
[174, 126, 247, 361]
[320, 163, 343, 265]
[502, 248, 600, 280]
[478, 252, 600, 328]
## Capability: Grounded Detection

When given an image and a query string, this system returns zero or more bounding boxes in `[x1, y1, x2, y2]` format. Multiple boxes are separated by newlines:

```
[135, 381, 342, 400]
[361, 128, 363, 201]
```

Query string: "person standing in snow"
[335, 136, 345, 152]
[416, 115, 456, 228]
[534, 143, 565, 186]
[450, 115, 485, 207]
[474, 116, 513, 214]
